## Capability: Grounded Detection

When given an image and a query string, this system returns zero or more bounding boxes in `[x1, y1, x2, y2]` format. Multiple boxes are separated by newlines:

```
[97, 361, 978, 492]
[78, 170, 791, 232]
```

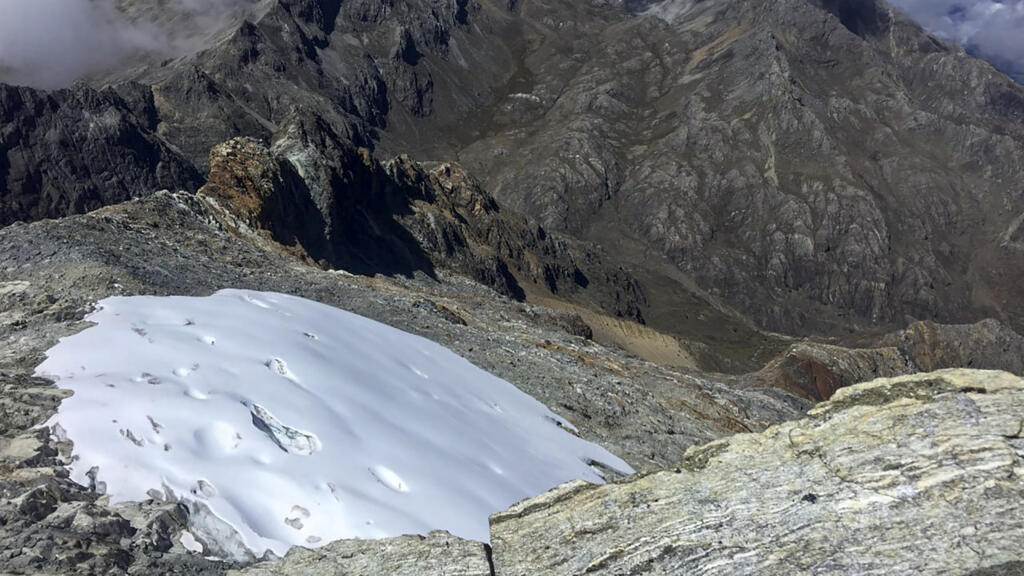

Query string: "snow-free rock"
[233, 531, 490, 576]
[489, 369, 1024, 575]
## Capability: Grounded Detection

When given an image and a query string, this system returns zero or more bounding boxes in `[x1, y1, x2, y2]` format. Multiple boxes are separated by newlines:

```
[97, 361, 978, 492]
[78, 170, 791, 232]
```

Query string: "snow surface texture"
[37, 290, 634, 559]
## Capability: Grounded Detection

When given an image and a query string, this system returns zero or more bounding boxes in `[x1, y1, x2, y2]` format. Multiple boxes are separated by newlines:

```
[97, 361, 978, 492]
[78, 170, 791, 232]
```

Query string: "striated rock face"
[882, 319, 1024, 375]
[452, 0, 1024, 335]
[489, 369, 1024, 575]
[232, 531, 490, 576]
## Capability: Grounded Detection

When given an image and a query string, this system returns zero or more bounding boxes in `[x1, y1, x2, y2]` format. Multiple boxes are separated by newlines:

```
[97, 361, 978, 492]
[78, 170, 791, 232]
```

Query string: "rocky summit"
[1, 0, 1023, 574]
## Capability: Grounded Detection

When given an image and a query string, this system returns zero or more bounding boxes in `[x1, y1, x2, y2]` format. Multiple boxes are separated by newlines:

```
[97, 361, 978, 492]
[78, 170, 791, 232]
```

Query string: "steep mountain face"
[2, 1, 1024, 572]
[0, 83, 201, 225]
[5, 0, 1024, 348]
[445, 0, 1024, 335]
[198, 136, 648, 319]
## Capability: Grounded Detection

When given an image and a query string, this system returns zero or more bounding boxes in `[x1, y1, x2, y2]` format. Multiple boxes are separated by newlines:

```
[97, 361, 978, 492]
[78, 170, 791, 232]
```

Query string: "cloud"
[0, 0, 264, 90]
[888, 0, 1024, 82]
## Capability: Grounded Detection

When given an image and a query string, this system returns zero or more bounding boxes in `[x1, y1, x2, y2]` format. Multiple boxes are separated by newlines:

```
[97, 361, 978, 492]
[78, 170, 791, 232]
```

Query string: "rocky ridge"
[5, 0, 1024, 342]
[1, 0, 1023, 573]
[1, 188, 1022, 573]
[487, 369, 1024, 575]
[235, 369, 1024, 575]
[0, 188, 810, 574]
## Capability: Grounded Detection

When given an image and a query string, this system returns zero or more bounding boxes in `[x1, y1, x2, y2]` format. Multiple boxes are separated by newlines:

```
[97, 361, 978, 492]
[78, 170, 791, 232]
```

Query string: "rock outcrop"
[755, 318, 1024, 401]
[0, 83, 201, 226]
[488, 369, 1024, 575]
[233, 531, 491, 576]
[197, 135, 648, 322]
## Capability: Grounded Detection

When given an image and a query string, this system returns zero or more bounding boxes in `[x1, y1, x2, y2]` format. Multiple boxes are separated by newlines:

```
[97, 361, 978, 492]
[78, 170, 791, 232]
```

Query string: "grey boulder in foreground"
[486, 369, 1024, 576]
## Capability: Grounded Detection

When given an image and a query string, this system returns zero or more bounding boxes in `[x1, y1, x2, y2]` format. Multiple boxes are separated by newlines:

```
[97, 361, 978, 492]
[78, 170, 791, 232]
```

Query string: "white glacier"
[36, 289, 633, 559]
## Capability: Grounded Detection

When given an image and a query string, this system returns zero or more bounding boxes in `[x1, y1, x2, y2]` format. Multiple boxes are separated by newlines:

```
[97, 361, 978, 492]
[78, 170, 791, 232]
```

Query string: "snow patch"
[37, 289, 634, 559]
[179, 530, 204, 554]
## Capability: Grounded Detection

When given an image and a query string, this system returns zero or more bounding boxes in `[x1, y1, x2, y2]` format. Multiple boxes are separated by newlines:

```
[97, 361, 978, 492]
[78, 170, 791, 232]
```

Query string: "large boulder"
[489, 369, 1024, 575]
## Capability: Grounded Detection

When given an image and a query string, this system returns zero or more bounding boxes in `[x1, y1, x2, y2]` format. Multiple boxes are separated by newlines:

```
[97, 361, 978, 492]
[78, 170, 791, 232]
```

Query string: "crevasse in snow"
[37, 289, 633, 559]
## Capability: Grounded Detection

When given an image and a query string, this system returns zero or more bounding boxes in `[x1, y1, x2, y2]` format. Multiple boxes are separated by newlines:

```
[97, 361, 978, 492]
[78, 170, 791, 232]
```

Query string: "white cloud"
[0, 0, 264, 89]
[889, 0, 1024, 81]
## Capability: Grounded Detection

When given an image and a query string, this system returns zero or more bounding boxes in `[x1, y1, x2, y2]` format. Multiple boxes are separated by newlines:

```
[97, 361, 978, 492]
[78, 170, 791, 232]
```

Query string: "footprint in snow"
[194, 422, 241, 455]
[119, 428, 145, 447]
[284, 505, 310, 530]
[265, 357, 299, 383]
[185, 387, 208, 400]
[242, 294, 272, 309]
[174, 364, 199, 378]
[134, 373, 161, 385]
[193, 479, 218, 498]
[370, 465, 409, 493]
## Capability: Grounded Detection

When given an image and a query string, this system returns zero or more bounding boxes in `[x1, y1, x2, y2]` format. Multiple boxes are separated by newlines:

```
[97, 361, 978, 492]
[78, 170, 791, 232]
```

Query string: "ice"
[179, 531, 204, 554]
[36, 289, 634, 559]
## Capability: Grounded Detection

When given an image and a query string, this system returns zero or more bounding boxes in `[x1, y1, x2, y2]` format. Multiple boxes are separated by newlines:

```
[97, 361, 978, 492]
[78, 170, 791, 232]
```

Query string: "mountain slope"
[5, 0, 1023, 347]
[444, 0, 1024, 335]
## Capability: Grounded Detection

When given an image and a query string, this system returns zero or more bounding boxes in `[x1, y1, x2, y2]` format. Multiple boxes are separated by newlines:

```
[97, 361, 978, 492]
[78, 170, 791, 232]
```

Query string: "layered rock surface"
[232, 531, 491, 576]
[489, 369, 1024, 575]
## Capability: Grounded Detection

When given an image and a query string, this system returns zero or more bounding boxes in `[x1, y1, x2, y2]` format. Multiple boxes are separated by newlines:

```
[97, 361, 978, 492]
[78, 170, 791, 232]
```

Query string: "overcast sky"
[888, 0, 1024, 82]
[0, 0, 260, 89]
[0, 0, 156, 89]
